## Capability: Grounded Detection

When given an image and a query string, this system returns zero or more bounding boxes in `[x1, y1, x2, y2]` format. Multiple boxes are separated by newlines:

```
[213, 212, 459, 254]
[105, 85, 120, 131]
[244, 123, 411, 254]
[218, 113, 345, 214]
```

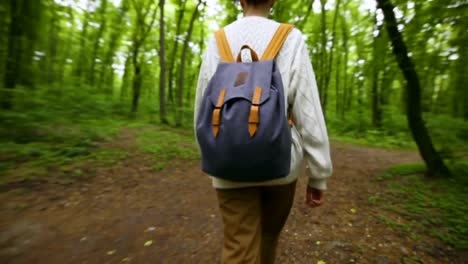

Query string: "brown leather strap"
[212, 88, 226, 137]
[261, 24, 294, 61]
[236, 45, 259, 62]
[248, 86, 262, 137]
[215, 29, 235, 63]
[288, 110, 294, 127]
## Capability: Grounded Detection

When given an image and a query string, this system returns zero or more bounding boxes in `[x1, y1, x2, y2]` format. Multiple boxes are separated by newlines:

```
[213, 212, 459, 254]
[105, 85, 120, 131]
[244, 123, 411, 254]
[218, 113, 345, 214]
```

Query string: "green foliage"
[0, 85, 130, 186]
[378, 163, 426, 180]
[376, 161, 468, 249]
[136, 126, 199, 171]
[328, 108, 468, 152]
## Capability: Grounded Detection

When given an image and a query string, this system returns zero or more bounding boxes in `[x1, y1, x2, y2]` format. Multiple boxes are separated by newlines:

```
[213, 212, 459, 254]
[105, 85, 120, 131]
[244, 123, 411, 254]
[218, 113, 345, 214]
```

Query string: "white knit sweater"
[194, 16, 333, 190]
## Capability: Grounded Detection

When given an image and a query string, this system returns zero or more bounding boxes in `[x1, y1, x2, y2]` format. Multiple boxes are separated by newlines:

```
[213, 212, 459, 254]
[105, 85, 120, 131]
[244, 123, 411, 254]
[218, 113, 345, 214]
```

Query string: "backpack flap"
[206, 60, 274, 108]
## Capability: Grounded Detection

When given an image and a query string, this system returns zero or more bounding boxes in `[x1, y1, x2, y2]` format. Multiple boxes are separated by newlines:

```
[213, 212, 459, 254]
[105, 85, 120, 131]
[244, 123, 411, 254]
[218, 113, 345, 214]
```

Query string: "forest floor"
[0, 126, 466, 264]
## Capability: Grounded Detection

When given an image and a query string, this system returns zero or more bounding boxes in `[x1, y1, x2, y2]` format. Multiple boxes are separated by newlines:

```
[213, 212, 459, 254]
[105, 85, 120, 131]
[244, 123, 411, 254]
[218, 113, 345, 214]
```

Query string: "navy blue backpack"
[196, 24, 294, 182]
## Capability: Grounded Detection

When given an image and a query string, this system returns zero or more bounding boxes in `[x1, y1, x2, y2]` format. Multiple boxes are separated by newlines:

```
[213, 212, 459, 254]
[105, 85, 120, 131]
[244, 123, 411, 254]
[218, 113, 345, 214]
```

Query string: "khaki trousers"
[215, 181, 297, 264]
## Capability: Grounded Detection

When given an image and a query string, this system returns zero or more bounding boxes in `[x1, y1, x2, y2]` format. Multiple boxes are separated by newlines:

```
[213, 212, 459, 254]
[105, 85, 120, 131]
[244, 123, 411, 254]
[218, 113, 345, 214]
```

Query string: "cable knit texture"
[194, 16, 333, 190]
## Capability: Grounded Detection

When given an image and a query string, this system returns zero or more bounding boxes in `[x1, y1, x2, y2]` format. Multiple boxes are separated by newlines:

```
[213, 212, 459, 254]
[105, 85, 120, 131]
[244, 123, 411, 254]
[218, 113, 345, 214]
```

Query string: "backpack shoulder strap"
[215, 29, 235, 63]
[261, 24, 294, 61]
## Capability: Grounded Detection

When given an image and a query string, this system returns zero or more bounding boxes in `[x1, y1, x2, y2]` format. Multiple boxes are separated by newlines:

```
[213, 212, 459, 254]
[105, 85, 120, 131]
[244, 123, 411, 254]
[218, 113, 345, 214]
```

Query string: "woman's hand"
[305, 185, 325, 208]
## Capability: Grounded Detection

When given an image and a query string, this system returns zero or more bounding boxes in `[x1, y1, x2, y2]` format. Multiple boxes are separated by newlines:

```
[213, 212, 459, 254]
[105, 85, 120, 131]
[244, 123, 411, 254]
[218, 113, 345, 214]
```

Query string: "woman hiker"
[194, 0, 333, 263]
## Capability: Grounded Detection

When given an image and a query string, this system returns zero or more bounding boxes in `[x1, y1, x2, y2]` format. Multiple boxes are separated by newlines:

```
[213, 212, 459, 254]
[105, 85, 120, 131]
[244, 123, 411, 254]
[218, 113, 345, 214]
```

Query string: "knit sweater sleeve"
[289, 36, 333, 190]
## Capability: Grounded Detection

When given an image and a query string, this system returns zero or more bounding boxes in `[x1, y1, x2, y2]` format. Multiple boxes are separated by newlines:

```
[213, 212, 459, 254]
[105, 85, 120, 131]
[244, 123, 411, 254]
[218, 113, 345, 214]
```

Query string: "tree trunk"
[158, 0, 168, 124]
[322, 0, 341, 117]
[131, 47, 141, 113]
[120, 53, 132, 101]
[377, 0, 451, 177]
[335, 41, 341, 116]
[175, 0, 202, 127]
[129, 0, 158, 115]
[89, 0, 108, 86]
[58, 5, 75, 87]
[340, 17, 349, 120]
[371, 20, 385, 128]
[99, 0, 129, 94]
[18, 0, 38, 88]
[3, 0, 22, 108]
[0, 1, 8, 80]
[168, 0, 187, 104]
[74, 0, 93, 81]
[318, 0, 327, 104]
[47, 1, 59, 84]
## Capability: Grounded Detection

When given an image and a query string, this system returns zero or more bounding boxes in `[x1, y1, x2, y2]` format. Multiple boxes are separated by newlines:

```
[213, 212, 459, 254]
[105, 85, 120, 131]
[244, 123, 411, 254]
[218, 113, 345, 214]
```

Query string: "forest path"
[0, 128, 463, 264]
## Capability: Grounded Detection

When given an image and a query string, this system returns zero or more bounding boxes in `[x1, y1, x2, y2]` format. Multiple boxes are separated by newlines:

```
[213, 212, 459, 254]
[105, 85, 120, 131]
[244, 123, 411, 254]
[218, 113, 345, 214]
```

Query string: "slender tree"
[371, 18, 385, 127]
[2, 0, 40, 107]
[176, 0, 203, 127]
[340, 14, 349, 120]
[74, 0, 93, 81]
[99, 0, 130, 94]
[158, 0, 168, 124]
[89, 0, 108, 86]
[322, 0, 342, 116]
[318, 0, 327, 104]
[129, 0, 158, 114]
[167, 0, 187, 104]
[377, 0, 450, 177]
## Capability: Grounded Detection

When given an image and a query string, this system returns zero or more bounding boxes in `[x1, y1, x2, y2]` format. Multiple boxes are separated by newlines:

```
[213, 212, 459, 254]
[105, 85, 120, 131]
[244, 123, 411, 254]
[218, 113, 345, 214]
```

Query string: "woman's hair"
[236, 0, 269, 6]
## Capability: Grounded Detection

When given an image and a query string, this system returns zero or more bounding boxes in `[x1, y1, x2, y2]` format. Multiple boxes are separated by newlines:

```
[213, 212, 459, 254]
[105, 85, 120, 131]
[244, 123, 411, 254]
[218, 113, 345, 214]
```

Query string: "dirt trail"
[0, 129, 465, 264]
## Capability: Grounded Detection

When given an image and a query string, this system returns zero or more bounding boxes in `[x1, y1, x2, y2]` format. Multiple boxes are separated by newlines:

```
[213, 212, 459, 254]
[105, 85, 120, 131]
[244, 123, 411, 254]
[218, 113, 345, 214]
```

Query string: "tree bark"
[377, 0, 450, 177]
[58, 5, 75, 87]
[74, 0, 93, 81]
[129, 0, 158, 114]
[89, 0, 108, 86]
[318, 0, 327, 104]
[47, 0, 59, 84]
[340, 16, 349, 120]
[158, 0, 168, 124]
[175, 0, 202, 127]
[120, 53, 132, 101]
[99, 0, 129, 94]
[3, 0, 26, 108]
[322, 0, 342, 117]
[371, 19, 385, 128]
[167, 0, 187, 104]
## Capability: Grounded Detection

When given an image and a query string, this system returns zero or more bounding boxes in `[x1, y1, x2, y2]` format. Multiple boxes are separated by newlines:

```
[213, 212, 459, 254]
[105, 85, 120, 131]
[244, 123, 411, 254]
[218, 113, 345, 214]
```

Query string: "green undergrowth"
[136, 127, 199, 171]
[328, 111, 468, 152]
[0, 118, 129, 187]
[374, 161, 468, 249]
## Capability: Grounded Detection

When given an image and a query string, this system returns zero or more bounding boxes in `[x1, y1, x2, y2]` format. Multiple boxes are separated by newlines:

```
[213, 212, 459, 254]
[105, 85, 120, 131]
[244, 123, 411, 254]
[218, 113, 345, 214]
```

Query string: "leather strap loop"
[288, 110, 294, 127]
[261, 24, 294, 61]
[215, 29, 235, 63]
[248, 87, 262, 137]
[212, 88, 226, 138]
[236, 45, 259, 63]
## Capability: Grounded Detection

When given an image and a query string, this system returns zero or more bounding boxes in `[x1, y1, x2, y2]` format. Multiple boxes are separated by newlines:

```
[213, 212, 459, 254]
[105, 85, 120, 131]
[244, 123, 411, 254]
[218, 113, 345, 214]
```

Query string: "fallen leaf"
[121, 257, 131, 262]
[145, 227, 156, 232]
[350, 208, 357, 214]
[316, 241, 321, 245]
[144, 240, 153, 247]
[317, 260, 326, 264]
[107, 250, 116, 255]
